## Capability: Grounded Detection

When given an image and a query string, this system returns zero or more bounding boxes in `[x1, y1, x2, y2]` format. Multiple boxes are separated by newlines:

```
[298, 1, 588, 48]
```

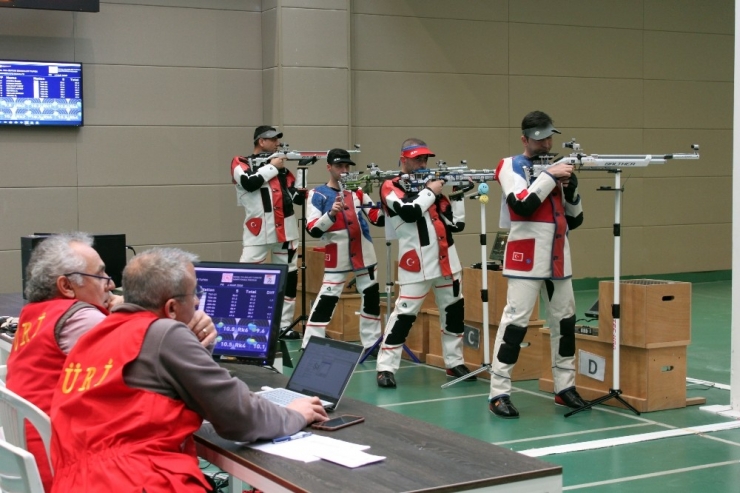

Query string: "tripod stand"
[549, 141, 700, 417]
[442, 183, 491, 388]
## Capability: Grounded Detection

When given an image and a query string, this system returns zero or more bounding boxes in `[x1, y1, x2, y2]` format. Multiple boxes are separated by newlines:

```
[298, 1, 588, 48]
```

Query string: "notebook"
[257, 336, 363, 411]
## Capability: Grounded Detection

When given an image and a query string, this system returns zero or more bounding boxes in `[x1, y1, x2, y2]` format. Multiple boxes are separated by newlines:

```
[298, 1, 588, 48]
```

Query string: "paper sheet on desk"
[248, 435, 384, 467]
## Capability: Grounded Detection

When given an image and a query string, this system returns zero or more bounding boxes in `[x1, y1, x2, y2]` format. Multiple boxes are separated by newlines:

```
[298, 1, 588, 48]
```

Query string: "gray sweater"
[116, 304, 305, 443]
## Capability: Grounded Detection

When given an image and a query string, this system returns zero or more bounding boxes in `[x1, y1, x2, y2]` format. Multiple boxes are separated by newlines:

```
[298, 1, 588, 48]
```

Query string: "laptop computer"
[487, 231, 509, 269]
[585, 298, 599, 319]
[257, 336, 364, 411]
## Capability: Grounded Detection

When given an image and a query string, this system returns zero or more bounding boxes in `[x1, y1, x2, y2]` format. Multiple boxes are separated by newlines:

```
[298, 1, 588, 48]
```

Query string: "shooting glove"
[563, 172, 579, 203]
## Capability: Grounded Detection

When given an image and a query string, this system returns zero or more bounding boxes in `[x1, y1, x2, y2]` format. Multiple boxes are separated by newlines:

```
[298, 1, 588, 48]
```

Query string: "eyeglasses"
[173, 285, 204, 300]
[64, 272, 114, 286]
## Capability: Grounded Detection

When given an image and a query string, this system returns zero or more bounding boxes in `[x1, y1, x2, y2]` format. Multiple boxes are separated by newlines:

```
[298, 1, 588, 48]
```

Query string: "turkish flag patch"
[324, 243, 338, 269]
[399, 250, 421, 272]
[246, 218, 262, 236]
[504, 238, 534, 272]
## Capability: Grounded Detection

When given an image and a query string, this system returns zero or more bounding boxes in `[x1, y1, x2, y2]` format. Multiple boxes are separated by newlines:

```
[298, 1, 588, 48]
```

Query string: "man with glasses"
[50, 248, 328, 493]
[375, 138, 474, 388]
[231, 125, 304, 340]
[5, 233, 217, 491]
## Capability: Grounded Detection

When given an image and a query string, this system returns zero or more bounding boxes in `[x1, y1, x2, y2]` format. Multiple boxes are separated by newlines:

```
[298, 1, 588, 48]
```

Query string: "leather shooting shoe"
[280, 329, 301, 340]
[489, 396, 519, 419]
[446, 364, 477, 381]
[555, 387, 589, 409]
[377, 371, 397, 388]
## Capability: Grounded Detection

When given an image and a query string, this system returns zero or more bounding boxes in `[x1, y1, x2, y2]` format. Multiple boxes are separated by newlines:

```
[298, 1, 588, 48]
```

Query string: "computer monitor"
[489, 231, 509, 264]
[194, 262, 287, 366]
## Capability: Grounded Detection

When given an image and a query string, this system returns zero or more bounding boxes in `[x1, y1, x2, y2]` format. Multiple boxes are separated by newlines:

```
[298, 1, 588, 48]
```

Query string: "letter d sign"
[578, 350, 606, 382]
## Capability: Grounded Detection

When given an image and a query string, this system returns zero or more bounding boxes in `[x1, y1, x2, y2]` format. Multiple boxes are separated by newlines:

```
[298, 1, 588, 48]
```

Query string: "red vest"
[50, 311, 210, 493]
[6, 299, 81, 492]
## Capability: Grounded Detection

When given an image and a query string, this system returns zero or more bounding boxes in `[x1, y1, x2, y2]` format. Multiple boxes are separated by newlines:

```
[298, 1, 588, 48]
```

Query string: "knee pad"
[496, 324, 527, 364]
[285, 270, 298, 298]
[443, 298, 464, 334]
[309, 295, 339, 323]
[385, 314, 416, 345]
[361, 283, 381, 316]
[558, 314, 576, 357]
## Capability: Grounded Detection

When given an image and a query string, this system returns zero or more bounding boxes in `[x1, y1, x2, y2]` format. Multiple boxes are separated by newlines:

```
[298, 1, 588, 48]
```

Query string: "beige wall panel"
[84, 65, 262, 126]
[0, 36, 75, 63]
[133, 242, 229, 262]
[262, 68, 279, 123]
[282, 68, 348, 126]
[78, 186, 226, 245]
[640, 224, 730, 274]
[262, 0, 278, 12]
[76, 127, 246, 186]
[574, 176, 645, 229]
[644, 0, 733, 34]
[641, 177, 730, 226]
[571, 227, 644, 279]
[0, 9, 73, 37]
[282, 0, 347, 10]
[0, 188, 78, 250]
[280, 126, 350, 151]
[510, 24, 642, 78]
[642, 129, 728, 178]
[262, 7, 278, 69]
[219, 182, 246, 242]
[509, 77, 643, 129]
[644, 80, 732, 130]
[354, 72, 507, 128]
[644, 31, 733, 82]
[351, 0, 507, 22]
[282, 8, 348, 68]
[0, 251, 23, 294]
[510, 0, 642, 29]
[0, 130, 78, 187]
[221, 241, 243, 261]
[352, 127, 509, 179]
[104, 0, 261, 10]
[351, 15, 507, 74]
[74, 4, 261, 69]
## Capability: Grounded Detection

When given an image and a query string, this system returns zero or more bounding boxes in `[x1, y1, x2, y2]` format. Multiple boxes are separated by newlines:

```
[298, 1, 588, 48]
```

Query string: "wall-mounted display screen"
[0, 60, 83, 127]
[0, 1, 99, 12]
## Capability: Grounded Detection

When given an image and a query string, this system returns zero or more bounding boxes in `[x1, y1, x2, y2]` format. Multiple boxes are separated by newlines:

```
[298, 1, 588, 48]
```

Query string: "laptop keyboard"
[259, 388, 332, 409]
[260, 388, 305, 406]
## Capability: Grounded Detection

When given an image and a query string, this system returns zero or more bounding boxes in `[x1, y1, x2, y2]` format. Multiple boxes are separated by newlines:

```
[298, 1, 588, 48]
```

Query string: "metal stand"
[565, 170, 639, 417]
[360, 239, 420, 364]
[279, 164, 311, 366]
[443, 186, 491, 388]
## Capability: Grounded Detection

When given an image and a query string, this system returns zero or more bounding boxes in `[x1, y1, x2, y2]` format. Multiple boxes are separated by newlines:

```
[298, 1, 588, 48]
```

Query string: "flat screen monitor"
[0, 59, 83, 127]
[194, 262, 287, 366]
[0, 1, 99, 12]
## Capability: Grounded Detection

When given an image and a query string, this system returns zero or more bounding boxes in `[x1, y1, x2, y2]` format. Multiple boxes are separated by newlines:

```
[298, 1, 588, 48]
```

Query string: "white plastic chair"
[0, 386, 52, 478]
[0, 365, 7, 385]
[0, 438, 45, 493]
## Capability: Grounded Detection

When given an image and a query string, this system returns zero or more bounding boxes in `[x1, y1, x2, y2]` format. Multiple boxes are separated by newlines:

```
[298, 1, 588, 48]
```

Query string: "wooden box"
[462, 267, 539, 326]
[538, 329, 703, 412]
[426, 311, 543, 381]
[598, 280, 691, 348]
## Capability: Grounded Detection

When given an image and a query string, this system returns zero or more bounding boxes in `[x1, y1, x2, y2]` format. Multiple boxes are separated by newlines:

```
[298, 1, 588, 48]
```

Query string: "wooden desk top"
[195, 363, 561, 493]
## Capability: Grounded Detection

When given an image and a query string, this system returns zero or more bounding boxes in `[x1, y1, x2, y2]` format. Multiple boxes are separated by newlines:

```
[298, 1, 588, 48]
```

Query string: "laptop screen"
[287, 337, 364, 405]
[194, 262, 287, 366]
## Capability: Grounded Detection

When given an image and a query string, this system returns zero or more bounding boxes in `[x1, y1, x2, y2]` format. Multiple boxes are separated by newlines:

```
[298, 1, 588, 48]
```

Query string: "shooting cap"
[523, 123, 561, 141]
[327, 148, 355, 166]
[401, 143, 436, 159]
[253, 125, 283, 142]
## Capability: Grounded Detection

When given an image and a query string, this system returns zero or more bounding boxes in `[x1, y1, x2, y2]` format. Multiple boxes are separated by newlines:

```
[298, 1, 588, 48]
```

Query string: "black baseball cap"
[327, 148, 355, 166]
[253, 125, 283, 142]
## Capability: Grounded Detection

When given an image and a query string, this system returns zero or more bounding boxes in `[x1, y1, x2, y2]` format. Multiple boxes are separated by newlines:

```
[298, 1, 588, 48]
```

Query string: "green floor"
[280, 280, 738, 492]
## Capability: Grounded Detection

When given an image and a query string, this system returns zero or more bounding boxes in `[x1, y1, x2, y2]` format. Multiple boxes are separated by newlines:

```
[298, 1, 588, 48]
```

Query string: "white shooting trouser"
[240, 241, 298, 329]
[301, 269, 381, 349]
[377, 272, 464, 374]
[489, 277, 576, 399]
